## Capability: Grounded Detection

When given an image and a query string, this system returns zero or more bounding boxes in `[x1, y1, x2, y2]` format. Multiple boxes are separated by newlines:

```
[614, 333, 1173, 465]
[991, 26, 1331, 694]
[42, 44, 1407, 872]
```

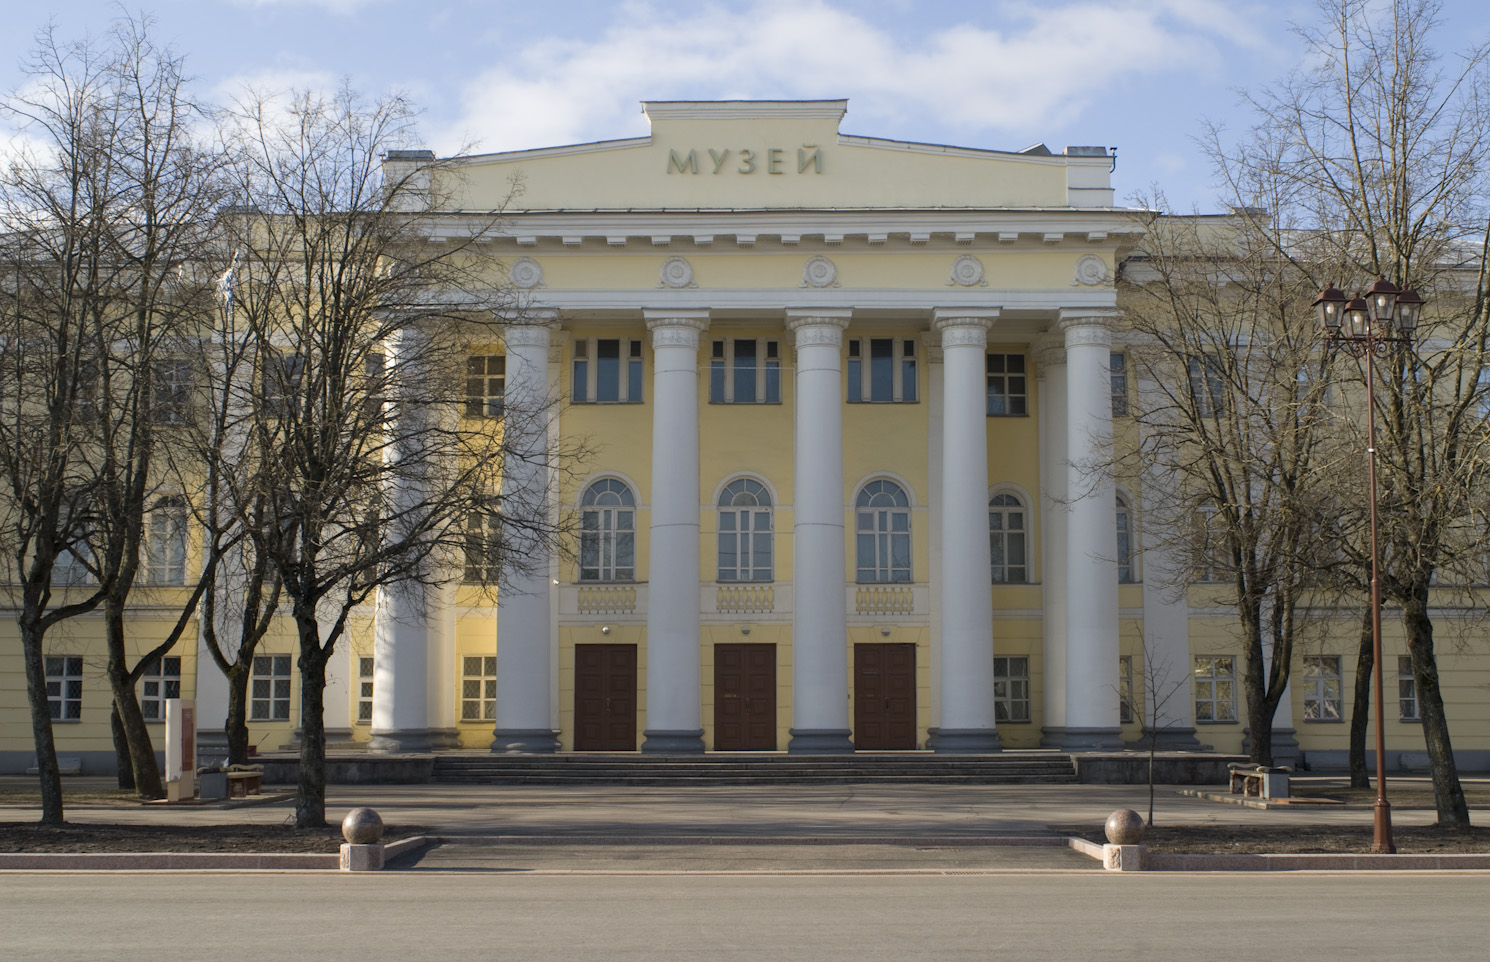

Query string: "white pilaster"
[785, 310, 854, 753]
[1060, 311, 1124, 751]
[1036, 338, 1070, 745]
[641, 310, 709, 753]
[493, 321, 560, 752]
[930, 309, 1002, 752]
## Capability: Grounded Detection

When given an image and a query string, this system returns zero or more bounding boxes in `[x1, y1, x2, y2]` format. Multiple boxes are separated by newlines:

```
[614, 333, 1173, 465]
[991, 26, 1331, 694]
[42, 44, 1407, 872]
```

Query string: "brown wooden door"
[574, 643, 637, 751]
[854, 643, 917, 750]
[714, 643, 777, 751]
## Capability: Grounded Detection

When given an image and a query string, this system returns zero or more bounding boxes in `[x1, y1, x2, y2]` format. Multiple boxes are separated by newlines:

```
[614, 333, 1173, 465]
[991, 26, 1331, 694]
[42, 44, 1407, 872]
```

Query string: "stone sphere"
[341, 807, 385, 845]
[1105, 809, 1145, 845]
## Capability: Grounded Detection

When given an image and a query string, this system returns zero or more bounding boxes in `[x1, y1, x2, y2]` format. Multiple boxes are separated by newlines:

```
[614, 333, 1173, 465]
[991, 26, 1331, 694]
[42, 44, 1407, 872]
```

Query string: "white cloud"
[435, 0, 1270, 155]
[227, 0, 391, 13]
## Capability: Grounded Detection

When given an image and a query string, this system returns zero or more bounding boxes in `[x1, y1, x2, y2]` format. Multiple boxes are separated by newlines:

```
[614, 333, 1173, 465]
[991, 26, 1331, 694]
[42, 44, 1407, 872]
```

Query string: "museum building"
[6, 100, 1487, 772]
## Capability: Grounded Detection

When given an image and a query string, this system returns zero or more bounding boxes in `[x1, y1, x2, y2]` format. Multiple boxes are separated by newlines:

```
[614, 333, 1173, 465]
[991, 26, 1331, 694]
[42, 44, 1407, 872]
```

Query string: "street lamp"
[1313, 274, 1425, 855]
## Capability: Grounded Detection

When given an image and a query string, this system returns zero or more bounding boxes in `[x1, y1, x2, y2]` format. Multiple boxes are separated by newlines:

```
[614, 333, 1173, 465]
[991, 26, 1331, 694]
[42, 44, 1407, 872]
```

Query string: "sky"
[2, 0, 1489, 213]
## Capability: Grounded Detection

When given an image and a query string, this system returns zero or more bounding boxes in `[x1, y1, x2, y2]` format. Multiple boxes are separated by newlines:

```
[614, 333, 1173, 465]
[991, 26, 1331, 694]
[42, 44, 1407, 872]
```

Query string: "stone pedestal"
[339, 843, 385, 872]
[1103, 844, 1145, 871]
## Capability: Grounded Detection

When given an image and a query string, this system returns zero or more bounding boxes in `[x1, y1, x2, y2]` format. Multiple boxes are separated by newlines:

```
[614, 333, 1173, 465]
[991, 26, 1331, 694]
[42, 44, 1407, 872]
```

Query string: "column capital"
[502, 320, 557, 349]
[1057, 307, 1120, 341]
[932, 309, 998, 349]
[1033, 334, 1067, 371]
[644, 309, 710, 349]
[785, 309, 851, 348]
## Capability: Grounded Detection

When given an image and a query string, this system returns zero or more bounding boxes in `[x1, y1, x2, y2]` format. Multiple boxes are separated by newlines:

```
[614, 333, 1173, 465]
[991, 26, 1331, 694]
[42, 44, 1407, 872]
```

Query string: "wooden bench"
[225, 766, 263, 798]
[1228, 763, 1291, 799]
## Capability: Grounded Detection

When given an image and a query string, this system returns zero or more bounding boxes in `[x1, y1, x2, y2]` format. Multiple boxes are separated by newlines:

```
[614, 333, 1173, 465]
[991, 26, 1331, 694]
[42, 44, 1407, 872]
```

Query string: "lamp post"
[1313, 274, 1425, 855]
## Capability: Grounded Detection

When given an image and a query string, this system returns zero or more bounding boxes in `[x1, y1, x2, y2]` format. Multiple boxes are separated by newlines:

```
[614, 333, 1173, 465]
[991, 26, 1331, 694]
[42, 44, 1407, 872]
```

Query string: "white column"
[1060, 311, 1124, 750]
[1036, 338, 1070, 745]
[1134, 369, 1200, 748]
[785, 311, 854, 753]
[369, 327, 434, 752]
[931, 310, 1002, 752]
[493, 321, 559, 752]
[641, 310, 708, 753]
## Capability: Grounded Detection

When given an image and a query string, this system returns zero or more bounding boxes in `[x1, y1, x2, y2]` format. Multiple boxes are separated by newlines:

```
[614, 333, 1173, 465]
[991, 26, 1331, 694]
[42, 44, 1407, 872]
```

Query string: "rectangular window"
[986, 353, 1028, 416]
[357, 656, 374, 724]
[465, 354, 505, 418]
[463, 506, 502, 584]
[1194, 655, 1237, 723]
[993, 656, 1031, 723]
[709, 339, 782, 404]
[140, 656, 182, 721]
[250, 654, 292, 721]
[1398, 655, 1419, 721]
[1119, 655, 1136, 724]
[54, 542, 95, 586]
[1188, 354, 1226, 418]
[572, 338, 643, 403]
[151, 359, 194, 426]
[144, 499, 188, 585]
[1302, 655, 1343, 721]
[263, 353, 305, 417]
[847, 337, 917, 403]
[46, 655, 84, 721]
[461, 655, 497, 722]
[1191, 506, 1226, 583]
[363, 352, 386, 423]
[1110, 352, 1128, 418]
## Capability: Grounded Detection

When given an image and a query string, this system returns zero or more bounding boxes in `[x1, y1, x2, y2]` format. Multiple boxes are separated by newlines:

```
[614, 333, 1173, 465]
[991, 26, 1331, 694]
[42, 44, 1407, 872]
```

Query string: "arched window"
[717, 478, 772, 582]
[856, 480, 911, 583]
[1116, 495, 1135, 584]
[988, 493, 1027, 583]
[579, 479, 635, 582]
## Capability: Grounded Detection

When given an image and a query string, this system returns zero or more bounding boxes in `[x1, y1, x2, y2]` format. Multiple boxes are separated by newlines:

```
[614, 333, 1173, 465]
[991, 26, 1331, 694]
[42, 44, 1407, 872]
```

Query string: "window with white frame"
[855, 480, 911, 583]
[144, 497, 188, 585]
[151, 359, 194, 425]
[1191, 505, 1228, 583]
[1193, 655, 1237, 722]
[262, 352, 305, 417]
[140, 656, 182, 721]
[1119, 655, 1136, 724]
[717, 478, 773, 582]
[988, 492, 1028, 583]
[1110, 352, 1129, 417]
[847, 337, 918, 403]
[357, 656, 374, 724]
[461, 655, 496, 722]
[985, 353, 1028, 416]
[710, 339, 781, 404]
[1116, 495, 1135, 584]
[463, 501, 502, 584]
[993, 656, 1031, 723]
[1476, 368, 1490, 420]
[1302, 655, 1343, 721]
[1398, 655, 1419, 720]
[465, 354, 505, 418]
[250, 654, 292, 721]
[572, 338, 644, 403]
[1188, 353, 1226, 418]
[46, 655, 83, 721]
[579, 479, 636, 582]
[53, 540, 95, 586]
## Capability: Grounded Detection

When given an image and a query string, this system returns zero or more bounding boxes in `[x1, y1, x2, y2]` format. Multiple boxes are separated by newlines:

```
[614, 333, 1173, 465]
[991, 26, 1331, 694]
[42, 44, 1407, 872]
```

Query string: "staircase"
[430, 751, 1078, 786]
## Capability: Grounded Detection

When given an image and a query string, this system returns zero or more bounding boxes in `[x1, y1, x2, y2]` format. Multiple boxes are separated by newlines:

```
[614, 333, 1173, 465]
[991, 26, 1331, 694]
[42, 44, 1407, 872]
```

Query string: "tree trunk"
[1239, 600, 1276, 766]
[19, 619, 65, 825]
[1348, 606, 1373, 789]
[110, 706, 136, 791]
[225, 662, 253, 766]
[105, 605, 165, 798]
[1402, 588, 1470, 830]
[294, 618, 330, 828]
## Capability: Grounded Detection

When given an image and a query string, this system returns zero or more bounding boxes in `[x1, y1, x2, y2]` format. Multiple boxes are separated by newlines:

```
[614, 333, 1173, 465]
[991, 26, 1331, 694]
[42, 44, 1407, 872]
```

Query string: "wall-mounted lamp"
[879, 626, 891, 637]
[740, 625, 751, 635]
[600, 625, 611, 635]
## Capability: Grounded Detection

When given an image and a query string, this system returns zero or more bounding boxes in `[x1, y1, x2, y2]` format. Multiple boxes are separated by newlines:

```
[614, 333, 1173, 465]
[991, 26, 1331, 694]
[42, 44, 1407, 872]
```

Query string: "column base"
[1242, 727, 1301, 768]
[491, 729, 560, 754]
[367, 729, 454, 753]
[1040, 727, 1069, 749]
[787, 729, 855, 754]
[641, 729, 705, 754]
[1056, 728, 1126, 752]
[927, 728, 1003, 753]
[1145, 726, 1206, 751]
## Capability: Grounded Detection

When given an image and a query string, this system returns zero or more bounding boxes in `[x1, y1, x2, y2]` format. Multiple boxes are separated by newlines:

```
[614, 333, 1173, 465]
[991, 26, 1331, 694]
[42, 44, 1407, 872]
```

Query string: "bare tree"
[1120, 204, 1341, 767]
[216, 85, 556, 827]
[1210, 0, 1489, 829]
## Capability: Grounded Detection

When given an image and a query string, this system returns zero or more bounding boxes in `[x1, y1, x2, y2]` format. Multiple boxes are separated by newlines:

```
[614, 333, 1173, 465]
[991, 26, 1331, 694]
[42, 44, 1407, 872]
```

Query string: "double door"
[714, 643, 777, 751]
[574, 643, 636, 751]
[853, 643, 917, 750]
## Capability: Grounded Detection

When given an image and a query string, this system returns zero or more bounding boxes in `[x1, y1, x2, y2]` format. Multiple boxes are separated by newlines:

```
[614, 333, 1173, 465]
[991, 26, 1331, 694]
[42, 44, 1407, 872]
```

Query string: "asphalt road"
[3, 871, 1486, 962]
